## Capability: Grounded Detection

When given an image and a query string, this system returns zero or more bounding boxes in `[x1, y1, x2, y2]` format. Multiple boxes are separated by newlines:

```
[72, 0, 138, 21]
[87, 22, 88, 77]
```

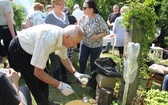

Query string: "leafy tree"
[159, 0, 168, 47]
[96, 0, 125, 21]
[13, 3, 26, 31]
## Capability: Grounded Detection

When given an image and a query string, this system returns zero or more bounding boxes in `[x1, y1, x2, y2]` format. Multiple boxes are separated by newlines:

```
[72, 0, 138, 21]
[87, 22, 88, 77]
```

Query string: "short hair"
[113, 5, 119, 11]
[33, 2, 44, 11]
[120, 6, 129, 14]
[46, 5, 53, 10]
[64, 25, 83, 38]
[52, 0, 66, 8]
[74, 4, 80, 9]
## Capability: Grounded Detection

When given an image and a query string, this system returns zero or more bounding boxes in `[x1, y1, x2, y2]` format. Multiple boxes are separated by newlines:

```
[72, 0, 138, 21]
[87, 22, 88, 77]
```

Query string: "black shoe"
[50, 101, 60, 105]
[62, 79, 72, 84]
[102, 50, 109, 53]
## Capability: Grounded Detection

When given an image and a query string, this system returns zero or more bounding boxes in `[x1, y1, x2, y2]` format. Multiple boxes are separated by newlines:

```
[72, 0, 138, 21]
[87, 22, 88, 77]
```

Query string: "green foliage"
[66, 0, 84, 13]
[122, 1, 158, 56]
[143, 0, 157, 7]
[159, 0, 168, 36]
[13, 3, 26, 31]
[66, 0, 125, 21]
[96, 0, 125, 21]
[142, 89, 168, 105]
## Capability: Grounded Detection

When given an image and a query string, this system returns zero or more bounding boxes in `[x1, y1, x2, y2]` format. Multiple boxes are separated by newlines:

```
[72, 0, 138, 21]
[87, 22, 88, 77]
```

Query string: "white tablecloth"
[103, 31, 115, 46]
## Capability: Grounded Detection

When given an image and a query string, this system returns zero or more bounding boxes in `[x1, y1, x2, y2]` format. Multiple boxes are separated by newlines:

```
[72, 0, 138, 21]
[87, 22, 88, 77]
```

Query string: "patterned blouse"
[27, 11, 45, 27]
[79, 14, 110, 48]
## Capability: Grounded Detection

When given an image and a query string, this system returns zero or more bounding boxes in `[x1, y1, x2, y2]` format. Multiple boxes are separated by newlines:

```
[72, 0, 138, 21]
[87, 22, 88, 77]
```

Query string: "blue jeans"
[79, 43, 102, 73]
[162, 74, 168, 91]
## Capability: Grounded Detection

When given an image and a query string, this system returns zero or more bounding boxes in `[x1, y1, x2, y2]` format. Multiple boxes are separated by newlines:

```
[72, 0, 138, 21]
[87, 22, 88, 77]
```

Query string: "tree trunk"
[121, 19, 143, 105]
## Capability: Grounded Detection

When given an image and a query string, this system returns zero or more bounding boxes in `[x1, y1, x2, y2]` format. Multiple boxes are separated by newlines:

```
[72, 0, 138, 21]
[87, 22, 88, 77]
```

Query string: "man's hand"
[74, 71, 90, 83]
[58, 82, 74, 96]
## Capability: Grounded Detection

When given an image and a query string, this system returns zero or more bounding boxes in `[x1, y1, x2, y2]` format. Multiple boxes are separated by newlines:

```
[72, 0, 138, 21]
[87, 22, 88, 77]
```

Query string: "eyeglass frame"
[83, 7, 89, 10]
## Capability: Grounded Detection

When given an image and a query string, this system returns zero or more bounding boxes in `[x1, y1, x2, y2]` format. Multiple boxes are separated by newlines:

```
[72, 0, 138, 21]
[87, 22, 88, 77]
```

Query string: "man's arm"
[60, 58, 76, 74]
[5, 12, 15, 37]
[107, 19, 112, 27]
[34, 67, 60, 88]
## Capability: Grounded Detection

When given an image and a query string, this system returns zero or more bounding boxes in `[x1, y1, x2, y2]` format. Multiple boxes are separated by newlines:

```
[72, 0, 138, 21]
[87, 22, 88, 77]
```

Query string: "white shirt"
[72, 8, 84, 22]
[18, 24, 67, 69]
[113, 16, 126, 47]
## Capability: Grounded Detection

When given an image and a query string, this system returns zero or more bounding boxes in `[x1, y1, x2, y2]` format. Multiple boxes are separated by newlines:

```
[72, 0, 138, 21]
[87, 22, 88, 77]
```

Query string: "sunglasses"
[83, 7, 89, 10]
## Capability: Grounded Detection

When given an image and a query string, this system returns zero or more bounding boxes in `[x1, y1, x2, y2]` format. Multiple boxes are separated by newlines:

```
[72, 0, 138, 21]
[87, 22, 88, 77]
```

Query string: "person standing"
[0, 0, 17, 70]
[72, 4, 84, 23]
[45, 0, 72, 84]
[72, 4, 84, 51]
[9, 24, 90, 105]
[63, 6, 77, 61]
[46, 5, 53, 14]
[78, 0, 110, 74]
[113, 6, 129, 58]
[25, 2, 45, 28]
[102, 4, 120, 53]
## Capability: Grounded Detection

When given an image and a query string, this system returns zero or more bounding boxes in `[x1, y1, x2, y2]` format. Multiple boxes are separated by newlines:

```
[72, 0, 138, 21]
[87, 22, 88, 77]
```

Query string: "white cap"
[74, 4, 80, 9]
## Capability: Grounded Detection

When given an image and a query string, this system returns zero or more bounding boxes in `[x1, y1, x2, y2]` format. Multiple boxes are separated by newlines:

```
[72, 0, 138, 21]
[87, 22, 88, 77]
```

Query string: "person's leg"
[102, 42, 111, 53]
[9, 37, 50, 105]
[0, 39, 8, 68]
[49, 53, 61, 80]
[61, 63, 71, 84]
[0, 25, 17, 71]
[162, 74, 168, 91]
[61, 47, 74, 84]
[79, 43, 89, 74]
[117, 47, 124, 58]
[68, 47, 74, 62]
[19, 86, 32, 105]
[90, 46, 102, 72]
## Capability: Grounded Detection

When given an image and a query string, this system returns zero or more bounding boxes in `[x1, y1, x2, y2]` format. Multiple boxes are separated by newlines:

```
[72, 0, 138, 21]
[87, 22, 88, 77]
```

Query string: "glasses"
[57, 3, 65, 7]
[83, 7, 89, 10]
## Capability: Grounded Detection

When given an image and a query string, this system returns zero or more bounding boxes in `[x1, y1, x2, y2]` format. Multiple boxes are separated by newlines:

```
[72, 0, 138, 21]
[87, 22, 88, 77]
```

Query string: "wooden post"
[121, 19, 143, 105]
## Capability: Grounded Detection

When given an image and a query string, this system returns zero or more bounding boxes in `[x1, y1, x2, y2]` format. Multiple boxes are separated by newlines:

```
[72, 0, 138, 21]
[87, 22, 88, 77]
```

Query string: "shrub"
[13, 3, 26, 31]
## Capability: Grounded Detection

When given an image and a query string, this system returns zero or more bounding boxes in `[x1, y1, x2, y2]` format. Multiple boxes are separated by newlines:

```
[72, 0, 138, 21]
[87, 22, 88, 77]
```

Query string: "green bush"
[65, 0, 125, 21]
[143, 89, 168, 105]
[13, 3, 26, 31]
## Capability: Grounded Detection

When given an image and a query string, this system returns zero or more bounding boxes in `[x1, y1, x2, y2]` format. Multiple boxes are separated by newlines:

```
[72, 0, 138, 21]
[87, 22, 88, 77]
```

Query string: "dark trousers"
[116, 46, 124, 58]
[79, 43, 102, 73]
[9, 37, 50, 105]
[49, 53, 67, 81]
[0, 25, 17, 70]
[0, 39, 7, 57]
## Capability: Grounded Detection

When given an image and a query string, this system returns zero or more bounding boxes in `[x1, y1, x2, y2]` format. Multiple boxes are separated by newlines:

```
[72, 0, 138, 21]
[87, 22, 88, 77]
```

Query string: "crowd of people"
[1, 0, 167, 105]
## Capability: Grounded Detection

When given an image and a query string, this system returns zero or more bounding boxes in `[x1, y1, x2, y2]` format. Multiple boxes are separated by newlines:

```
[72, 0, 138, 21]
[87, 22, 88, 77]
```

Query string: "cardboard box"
[96, 74, 116, 89]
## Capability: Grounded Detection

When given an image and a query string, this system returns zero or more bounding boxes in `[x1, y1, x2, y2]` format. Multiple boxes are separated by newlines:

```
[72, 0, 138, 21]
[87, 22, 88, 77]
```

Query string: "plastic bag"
[94, 57, 122, 77]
